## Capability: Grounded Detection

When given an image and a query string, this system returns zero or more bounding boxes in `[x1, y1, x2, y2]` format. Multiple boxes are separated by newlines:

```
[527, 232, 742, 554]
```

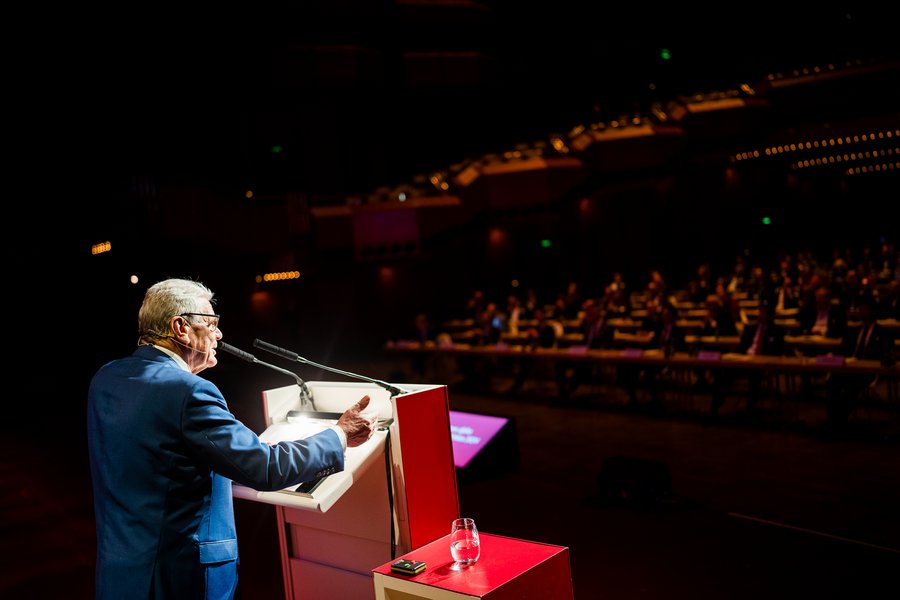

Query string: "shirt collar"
[151, 343, 191, 372]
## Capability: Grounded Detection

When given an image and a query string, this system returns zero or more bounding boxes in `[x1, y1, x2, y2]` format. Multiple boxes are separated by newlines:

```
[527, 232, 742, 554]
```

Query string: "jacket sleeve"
[181, 378, 344, 490]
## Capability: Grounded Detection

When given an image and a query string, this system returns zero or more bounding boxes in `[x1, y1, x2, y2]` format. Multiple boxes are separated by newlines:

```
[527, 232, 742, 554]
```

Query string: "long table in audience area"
[385, 340, 900, 403]
[443, 319, 900, 351]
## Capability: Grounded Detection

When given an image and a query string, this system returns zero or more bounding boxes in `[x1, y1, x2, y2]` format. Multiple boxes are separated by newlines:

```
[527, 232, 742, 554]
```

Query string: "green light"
[762, 216, 771, 225]
[270, 145, 283, 154]
[540, 239, 551, 248]
[660, 48, 671, 60]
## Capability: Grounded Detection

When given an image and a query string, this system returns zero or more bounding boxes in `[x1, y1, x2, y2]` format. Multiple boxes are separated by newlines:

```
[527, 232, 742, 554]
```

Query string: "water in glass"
[450, 518, 480, 565]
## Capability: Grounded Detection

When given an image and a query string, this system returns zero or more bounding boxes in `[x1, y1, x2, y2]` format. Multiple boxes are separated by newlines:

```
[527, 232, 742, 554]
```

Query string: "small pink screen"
[449, 410, 509, 468]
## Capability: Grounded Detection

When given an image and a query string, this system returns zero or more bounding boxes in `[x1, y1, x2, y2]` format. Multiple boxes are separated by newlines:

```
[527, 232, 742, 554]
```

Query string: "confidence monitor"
[233, 381, 459, 600]
[450, 410, 519, 483]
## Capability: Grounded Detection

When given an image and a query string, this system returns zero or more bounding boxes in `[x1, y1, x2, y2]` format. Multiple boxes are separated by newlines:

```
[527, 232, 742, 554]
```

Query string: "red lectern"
[233, 381, 459, 600]
[372, 532, 574, 599]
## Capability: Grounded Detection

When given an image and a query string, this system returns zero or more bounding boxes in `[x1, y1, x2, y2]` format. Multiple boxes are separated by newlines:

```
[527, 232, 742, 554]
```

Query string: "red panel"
[394, 386, 460, 549]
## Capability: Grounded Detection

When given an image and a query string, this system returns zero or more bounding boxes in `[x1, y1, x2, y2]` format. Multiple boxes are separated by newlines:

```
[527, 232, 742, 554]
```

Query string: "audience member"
[724, 255, 748, 295]
[708, 301, 787, 417]
[409, 312, 437, 381]
[472, 302, 503, 345]
[698, 294, 738, 339]
[876, 240, 896, 282]
[505, 294, 523, 334]
[772, 273, 800, 313]
[689, 263, 713, 304]
[649, 302, 687, 356]
[521, 287, 540, 319]
[836, 269, 865, 317]
[556, 300, 613, 401]
[527, 307, 563, 349]
[642, 302, 688, 408]
[745, 264, 771, 301]
[465, 289, 486, 320]
[555, 280, 584, 320]
[799, 286, 847, 339]
[878, 279, 900, 320]
[825, 294, 894, 437]
[505, 307, 564, 397]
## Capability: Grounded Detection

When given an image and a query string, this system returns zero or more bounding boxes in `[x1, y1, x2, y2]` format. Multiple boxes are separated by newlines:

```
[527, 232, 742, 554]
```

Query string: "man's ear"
[170, 315, 191, 339]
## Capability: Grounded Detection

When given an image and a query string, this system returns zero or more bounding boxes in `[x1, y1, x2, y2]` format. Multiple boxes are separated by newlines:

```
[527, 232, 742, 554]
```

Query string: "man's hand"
[337, 395, 377, 448]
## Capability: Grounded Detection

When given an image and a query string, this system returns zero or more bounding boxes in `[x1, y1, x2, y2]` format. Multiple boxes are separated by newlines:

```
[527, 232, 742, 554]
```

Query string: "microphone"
[217, 341, 315, 410]
[253, 338, 410, 397]
[217, 341, 256, 362]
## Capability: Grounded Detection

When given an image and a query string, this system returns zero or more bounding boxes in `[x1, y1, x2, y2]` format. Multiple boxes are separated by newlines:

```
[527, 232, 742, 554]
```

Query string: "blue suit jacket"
[87, 345, 344, 599]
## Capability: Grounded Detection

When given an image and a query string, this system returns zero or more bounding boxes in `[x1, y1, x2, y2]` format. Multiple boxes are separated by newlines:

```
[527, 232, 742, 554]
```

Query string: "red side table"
[372, 532, 574, 599]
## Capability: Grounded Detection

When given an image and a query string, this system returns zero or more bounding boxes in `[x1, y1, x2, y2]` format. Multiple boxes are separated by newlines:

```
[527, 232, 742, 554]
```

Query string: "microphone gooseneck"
[252, 338, 409, 397]
[218, 341, 315, 410]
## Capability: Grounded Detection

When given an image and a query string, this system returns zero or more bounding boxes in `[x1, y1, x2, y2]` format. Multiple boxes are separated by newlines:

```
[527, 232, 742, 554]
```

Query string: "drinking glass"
[450, 517, 480, 566]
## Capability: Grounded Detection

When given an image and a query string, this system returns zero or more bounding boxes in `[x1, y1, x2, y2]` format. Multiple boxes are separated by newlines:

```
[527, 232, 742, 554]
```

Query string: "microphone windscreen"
[253, 339, 300, 361]
[218, 341, 256, 362]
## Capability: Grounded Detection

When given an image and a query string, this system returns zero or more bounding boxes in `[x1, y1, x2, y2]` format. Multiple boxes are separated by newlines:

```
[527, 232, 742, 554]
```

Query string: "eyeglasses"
[180, 313, 221, 331]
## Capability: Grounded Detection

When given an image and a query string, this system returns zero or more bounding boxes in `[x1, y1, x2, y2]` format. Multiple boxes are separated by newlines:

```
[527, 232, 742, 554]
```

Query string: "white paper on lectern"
[306, 382, 393, 419]
[260, 419, 333, 445]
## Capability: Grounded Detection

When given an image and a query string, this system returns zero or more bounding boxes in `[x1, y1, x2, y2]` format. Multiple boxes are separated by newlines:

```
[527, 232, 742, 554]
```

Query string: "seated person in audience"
[715, 280, 741, 326]
[608, 272, 627, 297]
[601, 283, 629, 316]
[698, 294, 739, 339]
[773, 273, 800, 314]
[642, 302, 688, 408]
[795, 285, 846, 398]
[693, 295, 739, 393]
[745, 264, 771, 302]
[825, 294, 895, 436]
[505, 293, 523, 334]
[643, 275, 667, 314]
[525, 307, 563, 349]
[456, 301, 502, 387]
[521, 288, 540, 320]
[555, 281, 583, 320]
[876, 240, 896, 282]
[799, 286, 847, 340]
[580, 300, 614, 349]
[506, 307, 563, 396]
[409, 313, 437, 381]
[649, 302, 687, 356]
[877, 278, 899, 320]
[557, 300, 614, 401]
[473, 302, 503, 345]
[710, 301, 786, 417]
[725, 255, 748, 295]
[830, 252, 849, 295]
[836, 269, 866, 317]
[838, 294, 893, 363]
[465, 289, 486, 320]
[412, 312, 436, 344]
[712, 302, 785, 414]
[689, 263, 713, 304]
[648, 269, 667, 295]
